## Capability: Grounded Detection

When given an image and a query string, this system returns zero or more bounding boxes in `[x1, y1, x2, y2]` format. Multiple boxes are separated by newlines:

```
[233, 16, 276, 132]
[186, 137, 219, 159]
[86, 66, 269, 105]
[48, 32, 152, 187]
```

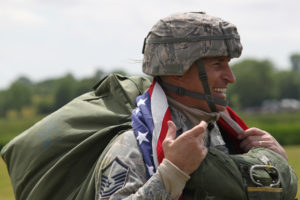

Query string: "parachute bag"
[232, 147, 298, 200]
[184, 148, 247, 200]
[184, 147, 297, 200]
[1, 74, 151, 200]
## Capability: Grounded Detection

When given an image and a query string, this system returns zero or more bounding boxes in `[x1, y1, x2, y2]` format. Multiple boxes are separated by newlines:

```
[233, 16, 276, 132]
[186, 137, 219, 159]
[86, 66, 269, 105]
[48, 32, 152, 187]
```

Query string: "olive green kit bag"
[1, 74, 298, 200]
[1, 74, 151, 200]
[185, 147, 298, 200]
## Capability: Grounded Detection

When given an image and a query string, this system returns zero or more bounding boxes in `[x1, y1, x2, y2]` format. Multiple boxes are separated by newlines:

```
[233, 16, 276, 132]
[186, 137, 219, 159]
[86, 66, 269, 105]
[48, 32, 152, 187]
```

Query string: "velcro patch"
[100, 157, 129, 198]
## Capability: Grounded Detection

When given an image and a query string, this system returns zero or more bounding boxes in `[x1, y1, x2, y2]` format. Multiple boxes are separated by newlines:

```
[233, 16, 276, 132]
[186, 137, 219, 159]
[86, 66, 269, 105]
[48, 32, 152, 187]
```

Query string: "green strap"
[196, 59, 218, 112]
[157, 78, 227, 107]
[219, 22, 232, 57]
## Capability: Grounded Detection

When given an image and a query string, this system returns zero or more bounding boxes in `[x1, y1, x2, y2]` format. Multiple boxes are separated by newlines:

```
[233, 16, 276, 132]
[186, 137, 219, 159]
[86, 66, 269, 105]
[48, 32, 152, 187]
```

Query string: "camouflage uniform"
[95, 97, 229, 200]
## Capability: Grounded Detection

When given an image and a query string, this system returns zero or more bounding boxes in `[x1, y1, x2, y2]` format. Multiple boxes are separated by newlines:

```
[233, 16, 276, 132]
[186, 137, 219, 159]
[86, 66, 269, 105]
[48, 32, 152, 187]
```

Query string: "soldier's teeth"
[213, 88, 226, 93]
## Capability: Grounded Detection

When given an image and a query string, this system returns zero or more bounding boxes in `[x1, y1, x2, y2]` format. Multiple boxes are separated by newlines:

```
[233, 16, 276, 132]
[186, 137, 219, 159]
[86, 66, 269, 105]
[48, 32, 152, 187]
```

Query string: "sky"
[1, 0, 300, 89]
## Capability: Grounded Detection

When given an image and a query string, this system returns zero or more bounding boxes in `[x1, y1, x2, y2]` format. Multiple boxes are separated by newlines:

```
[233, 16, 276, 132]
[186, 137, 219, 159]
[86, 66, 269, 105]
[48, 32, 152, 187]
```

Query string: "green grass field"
[0, 157, 14, 200]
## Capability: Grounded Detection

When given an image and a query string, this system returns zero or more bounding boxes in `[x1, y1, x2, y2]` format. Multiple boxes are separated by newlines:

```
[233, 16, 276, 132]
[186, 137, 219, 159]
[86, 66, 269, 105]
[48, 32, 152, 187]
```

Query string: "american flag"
[132, 79, 248, 179]
[132, 79, 171, 179]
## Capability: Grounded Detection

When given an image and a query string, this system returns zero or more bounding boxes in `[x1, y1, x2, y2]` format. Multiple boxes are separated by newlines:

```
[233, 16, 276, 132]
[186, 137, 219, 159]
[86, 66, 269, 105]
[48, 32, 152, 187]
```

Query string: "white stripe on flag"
[151, 83, 169, 167]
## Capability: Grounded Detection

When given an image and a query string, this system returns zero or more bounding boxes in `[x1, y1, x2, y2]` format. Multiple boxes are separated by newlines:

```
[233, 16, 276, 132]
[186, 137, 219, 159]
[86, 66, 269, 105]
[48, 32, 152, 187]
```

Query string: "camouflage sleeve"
[95, 130, 181, 200]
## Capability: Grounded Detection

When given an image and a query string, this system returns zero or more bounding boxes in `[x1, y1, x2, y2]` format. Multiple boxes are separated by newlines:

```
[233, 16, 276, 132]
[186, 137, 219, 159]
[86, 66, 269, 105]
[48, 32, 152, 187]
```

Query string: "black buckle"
[205, 94, 213, 102]
[199, 72, 208, 81]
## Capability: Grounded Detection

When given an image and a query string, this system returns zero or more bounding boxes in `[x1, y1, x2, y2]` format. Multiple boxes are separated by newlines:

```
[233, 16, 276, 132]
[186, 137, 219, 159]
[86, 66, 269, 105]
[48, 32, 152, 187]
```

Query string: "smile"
[213, 88, 227, 93]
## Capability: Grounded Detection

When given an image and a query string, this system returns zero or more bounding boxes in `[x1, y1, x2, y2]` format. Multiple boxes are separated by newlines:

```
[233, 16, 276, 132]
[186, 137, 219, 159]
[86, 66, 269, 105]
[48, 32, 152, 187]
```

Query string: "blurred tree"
[75, 78, 96, 97]
[37, 100, 55, 114]
[228, 59, 276, 109]
[94, 69, 107, 80]
[54, 74, 77, 110]
[15, 76, 33, 86]
[0, 76, 33, 116]
[0, 90, 8, 117]
[290, 53, 300, 71]
[34, 78, 59, 95]
[6, 80, 33, 113]
[74, 69, 107, 96]
[0, 69, 134, 116]
[111, 69, 128, 76]
[274, 70, 300, 99]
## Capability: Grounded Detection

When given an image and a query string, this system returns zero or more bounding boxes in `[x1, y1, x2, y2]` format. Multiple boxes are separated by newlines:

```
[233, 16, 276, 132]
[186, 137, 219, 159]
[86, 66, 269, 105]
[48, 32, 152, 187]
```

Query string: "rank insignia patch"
[100, 157, 129, 198]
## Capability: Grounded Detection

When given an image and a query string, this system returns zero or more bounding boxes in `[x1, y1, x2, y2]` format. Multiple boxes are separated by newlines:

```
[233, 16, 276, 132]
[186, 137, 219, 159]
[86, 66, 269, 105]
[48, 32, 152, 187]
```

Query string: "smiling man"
[96, 12, 297, 199]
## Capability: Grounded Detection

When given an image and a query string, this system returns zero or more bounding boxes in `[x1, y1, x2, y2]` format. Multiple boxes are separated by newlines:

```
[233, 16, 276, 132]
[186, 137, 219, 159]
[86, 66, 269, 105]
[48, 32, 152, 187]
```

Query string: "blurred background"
[0, 0, 299, 199]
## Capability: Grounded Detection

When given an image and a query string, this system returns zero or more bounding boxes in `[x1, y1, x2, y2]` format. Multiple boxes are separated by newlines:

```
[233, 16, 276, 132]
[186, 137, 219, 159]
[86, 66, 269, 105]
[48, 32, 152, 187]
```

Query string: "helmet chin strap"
[157, 59, 227, 112]
[196, 59, 218, 112]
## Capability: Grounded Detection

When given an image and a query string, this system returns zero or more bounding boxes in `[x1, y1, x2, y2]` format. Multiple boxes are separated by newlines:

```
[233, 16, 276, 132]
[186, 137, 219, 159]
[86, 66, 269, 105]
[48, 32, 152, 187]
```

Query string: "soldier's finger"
[189, 120, 207, 138]
[238, 128, 264, 140]
[165, 120, 177, 141]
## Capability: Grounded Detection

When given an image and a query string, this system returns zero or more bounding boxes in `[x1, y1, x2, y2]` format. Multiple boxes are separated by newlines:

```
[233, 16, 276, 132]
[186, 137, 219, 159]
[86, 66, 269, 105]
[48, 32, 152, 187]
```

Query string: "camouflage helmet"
[142, 12, 243, 76]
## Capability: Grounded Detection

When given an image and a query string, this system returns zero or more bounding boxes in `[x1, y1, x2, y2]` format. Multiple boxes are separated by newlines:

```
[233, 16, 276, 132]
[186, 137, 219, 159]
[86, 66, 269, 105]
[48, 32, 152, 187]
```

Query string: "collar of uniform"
[166, 96, 220, 126]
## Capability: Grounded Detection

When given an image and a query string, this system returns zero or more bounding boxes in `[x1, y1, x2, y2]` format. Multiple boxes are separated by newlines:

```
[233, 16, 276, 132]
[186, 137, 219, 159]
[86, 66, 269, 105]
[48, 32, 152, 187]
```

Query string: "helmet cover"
[142, 12, 243, 76]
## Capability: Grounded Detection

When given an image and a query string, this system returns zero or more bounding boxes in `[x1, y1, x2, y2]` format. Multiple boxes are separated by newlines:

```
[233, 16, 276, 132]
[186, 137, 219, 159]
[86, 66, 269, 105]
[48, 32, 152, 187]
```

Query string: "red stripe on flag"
[148, 79, 156, 97]
[217, 106, 248, 153]
[156, 108, 172, 164]
[226, 106, 248, 130]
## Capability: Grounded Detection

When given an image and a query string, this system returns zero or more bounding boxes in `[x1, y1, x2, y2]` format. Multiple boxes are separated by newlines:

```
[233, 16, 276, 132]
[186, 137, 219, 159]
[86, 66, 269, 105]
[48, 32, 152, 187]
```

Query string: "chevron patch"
[100, 157, 129, 198]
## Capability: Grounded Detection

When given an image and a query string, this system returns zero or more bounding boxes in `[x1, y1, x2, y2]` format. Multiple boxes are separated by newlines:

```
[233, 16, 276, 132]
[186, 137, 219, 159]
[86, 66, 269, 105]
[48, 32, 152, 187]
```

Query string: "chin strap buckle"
[204, 94, 213, 103]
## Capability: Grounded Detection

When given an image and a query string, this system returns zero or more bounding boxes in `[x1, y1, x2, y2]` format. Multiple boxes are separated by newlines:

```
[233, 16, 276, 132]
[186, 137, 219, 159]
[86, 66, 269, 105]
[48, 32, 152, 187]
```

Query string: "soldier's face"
[164, 56, 235, 112]
[201, 56, 235, 111]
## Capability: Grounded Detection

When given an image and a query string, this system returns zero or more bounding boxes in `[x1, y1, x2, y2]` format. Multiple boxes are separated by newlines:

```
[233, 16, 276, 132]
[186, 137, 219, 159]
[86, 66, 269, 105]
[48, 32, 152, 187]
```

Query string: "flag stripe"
[157, 108, 171, 164]
[151, 82, 169, 167]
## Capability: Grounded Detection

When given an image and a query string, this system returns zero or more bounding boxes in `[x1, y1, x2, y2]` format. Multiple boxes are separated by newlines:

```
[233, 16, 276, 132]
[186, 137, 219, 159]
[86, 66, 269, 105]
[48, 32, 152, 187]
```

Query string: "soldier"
[95, 12, 296, 199]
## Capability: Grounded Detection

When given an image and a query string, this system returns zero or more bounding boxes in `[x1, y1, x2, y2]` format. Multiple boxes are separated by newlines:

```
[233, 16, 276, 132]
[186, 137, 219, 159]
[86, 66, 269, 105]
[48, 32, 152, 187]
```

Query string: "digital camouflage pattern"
[95, 130, 173, 200]
[142, 12, 243, 76]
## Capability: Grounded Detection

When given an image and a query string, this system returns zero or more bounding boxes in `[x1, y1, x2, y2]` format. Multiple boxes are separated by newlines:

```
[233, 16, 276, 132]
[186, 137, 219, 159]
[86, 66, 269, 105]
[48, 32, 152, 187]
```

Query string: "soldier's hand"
[238, 127, 288, 160]
[162, 120, 208, 175]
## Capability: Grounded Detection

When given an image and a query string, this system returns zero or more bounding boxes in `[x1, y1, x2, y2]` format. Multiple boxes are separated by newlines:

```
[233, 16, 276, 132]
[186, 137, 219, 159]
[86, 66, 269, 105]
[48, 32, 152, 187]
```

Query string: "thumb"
[165, 120, 177, 141]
